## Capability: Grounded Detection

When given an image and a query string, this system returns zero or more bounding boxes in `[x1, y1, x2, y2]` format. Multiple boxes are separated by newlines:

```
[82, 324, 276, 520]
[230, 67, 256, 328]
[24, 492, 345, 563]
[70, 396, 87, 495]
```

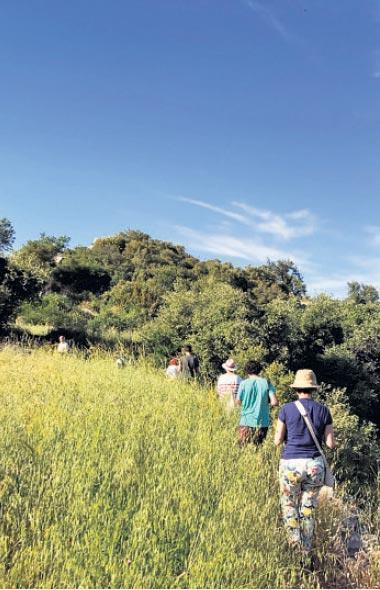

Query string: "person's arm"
[269, 393, 278, 407]
[233, 377, 241, 399]
[274, 419, 286, 446]
[324, 408, 336, 449]
[235, 381, 243, 406]
[268, 383, 278, 407]
[324, 424, 336, 449]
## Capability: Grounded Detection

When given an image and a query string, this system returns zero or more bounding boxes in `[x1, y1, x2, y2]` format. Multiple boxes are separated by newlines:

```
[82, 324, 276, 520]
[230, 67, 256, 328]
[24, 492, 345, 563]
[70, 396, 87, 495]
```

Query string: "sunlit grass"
[0, 347, 377, 588]
[14, 319, 53, 336]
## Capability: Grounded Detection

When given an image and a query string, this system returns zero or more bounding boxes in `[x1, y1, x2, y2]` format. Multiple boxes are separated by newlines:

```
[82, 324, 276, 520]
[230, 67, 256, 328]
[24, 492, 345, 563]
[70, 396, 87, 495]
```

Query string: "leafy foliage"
[0, 218, 15, 252]
[0, 258, 38, 332]
[11, 234, 70, 280]
[50, 264, 111, 298]
[347, 281, 379, 304]
[323, 387, 380, 492]
[143, 278, 251, 378]
[19, 293, 88, 332]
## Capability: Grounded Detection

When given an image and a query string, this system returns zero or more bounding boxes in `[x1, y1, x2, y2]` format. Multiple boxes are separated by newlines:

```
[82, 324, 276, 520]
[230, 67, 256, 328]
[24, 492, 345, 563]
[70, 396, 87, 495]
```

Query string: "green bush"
[323, 387, 380, 494]
[18, 293, 88, 332]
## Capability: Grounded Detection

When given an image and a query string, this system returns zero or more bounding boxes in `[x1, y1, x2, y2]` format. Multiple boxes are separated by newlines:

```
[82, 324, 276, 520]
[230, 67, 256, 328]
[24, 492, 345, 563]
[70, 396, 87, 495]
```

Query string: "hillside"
[1, 225, 380, 431]
[0, 348, 378, 589]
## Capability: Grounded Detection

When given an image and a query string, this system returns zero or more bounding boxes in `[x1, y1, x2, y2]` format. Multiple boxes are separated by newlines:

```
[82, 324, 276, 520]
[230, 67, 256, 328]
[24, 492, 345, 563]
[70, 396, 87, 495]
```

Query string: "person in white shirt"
[116, 357, 126, 368]
[166, 358, 180, 379]
[57, 335, 69, 353]
[216, 358, 242, 411]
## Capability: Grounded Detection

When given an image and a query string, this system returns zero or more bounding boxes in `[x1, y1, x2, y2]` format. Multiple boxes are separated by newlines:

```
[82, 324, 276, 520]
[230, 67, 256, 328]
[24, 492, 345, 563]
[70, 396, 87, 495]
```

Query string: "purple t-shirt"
[279, 398, 333, 459]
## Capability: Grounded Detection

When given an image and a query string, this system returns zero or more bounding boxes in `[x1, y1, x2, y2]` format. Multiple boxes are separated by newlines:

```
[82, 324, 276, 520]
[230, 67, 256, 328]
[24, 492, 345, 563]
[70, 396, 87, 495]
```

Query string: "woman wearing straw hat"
[274, 369, 335, 563]
[216, 358, 242, 412]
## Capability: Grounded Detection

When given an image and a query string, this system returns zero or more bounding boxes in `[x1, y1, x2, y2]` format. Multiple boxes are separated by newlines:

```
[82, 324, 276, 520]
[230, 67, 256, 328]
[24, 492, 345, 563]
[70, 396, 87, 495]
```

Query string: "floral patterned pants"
[279, 456, 325, 552]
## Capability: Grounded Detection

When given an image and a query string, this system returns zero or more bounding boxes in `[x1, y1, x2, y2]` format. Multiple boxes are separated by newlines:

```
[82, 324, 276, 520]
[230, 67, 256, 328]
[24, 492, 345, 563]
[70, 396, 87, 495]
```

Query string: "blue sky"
[1, 0, 380, 296]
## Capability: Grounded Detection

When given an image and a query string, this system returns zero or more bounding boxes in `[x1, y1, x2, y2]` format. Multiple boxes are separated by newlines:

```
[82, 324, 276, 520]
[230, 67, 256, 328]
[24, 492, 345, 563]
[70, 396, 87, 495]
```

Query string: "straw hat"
[291, 369, 320, 389]
[222, 358, 237, 372]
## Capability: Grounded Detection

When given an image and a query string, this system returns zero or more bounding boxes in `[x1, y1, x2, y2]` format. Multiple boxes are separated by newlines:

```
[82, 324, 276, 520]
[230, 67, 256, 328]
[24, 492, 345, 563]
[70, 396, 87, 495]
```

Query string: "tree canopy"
[0, 218, 15, 253]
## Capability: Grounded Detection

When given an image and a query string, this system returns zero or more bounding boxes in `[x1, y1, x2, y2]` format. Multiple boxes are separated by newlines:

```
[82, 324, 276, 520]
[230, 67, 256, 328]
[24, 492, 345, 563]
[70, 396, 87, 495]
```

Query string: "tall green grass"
[0, 347, 377, 588]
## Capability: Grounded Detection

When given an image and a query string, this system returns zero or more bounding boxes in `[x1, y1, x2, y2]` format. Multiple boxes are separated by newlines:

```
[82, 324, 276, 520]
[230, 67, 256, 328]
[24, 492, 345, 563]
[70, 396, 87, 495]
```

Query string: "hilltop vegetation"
[1, 219, 380, 426]
[0, 349, 378, 589]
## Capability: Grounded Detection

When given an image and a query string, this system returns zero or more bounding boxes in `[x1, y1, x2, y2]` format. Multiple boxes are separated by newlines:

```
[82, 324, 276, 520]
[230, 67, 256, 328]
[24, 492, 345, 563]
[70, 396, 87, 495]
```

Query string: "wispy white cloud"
[233, 202, 317, 239]
[178, 197, 247, 225]
[175, 225, 308, 267]
[174, 197, 380, 298]
[349, 254, 380, 271]
[307, 254, 380, 297]
[178, 196, 317, 241]
[308, 274, 380, 298]
[306, 275, 352, 297]
[243, 0, 293, 42]
[365, 225, 380, 246]
[171, 215, 380, 298]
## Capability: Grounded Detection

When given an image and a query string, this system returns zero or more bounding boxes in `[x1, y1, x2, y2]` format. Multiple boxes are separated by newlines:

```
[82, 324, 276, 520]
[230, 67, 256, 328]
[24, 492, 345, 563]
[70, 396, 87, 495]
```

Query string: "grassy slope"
[0, 348, 377, 589]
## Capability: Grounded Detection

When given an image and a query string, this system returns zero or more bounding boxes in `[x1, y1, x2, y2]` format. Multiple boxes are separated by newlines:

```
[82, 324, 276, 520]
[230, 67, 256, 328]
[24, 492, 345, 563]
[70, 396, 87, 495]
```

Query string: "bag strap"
[294, 401, 328, 466]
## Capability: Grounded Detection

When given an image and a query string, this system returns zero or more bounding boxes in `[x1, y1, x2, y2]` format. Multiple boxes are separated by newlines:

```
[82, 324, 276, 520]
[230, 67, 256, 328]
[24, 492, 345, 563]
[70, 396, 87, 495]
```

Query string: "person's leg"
[239, 426, 252, 446]
[299, 457, 324, 552]
[252, 426, 268, 445]
[279, 460, 303, 548]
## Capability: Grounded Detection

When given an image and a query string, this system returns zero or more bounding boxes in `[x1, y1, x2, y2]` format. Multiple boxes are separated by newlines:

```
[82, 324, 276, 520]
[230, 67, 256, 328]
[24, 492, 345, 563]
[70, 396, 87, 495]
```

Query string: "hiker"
[236, 360, 278, 445]
[57, 335, 69, 353]
[216, 358, 242, 411]
[274, 369, 336, 561]
[179, 345, 199, 379]
[166, 357, 180, 379]
[116, 356, 126, 368]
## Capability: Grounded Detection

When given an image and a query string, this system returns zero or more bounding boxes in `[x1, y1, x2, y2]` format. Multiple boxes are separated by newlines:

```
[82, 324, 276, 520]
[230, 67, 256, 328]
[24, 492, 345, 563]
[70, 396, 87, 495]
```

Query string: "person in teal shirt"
[236, 360, 278, 445]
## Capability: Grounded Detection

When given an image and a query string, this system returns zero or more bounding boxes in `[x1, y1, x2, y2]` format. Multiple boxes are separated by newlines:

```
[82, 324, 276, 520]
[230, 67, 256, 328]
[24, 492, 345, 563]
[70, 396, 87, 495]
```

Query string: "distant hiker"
[274, 369, 336, 562]
[83, 349, 91, 361]
[116, 356, 126, 369]
[179, 345, 199, 380]
[166, 358, 179, 379]
[236, 360, 278, 445]
[57, 335, 69, 354]
[216, 358, 242, 411]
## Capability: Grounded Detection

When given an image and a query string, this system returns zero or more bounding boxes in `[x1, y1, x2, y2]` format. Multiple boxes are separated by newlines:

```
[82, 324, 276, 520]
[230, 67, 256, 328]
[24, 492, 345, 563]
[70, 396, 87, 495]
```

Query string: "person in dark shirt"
[179, 344, 199, 380]
[274, 369, 336, 560]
